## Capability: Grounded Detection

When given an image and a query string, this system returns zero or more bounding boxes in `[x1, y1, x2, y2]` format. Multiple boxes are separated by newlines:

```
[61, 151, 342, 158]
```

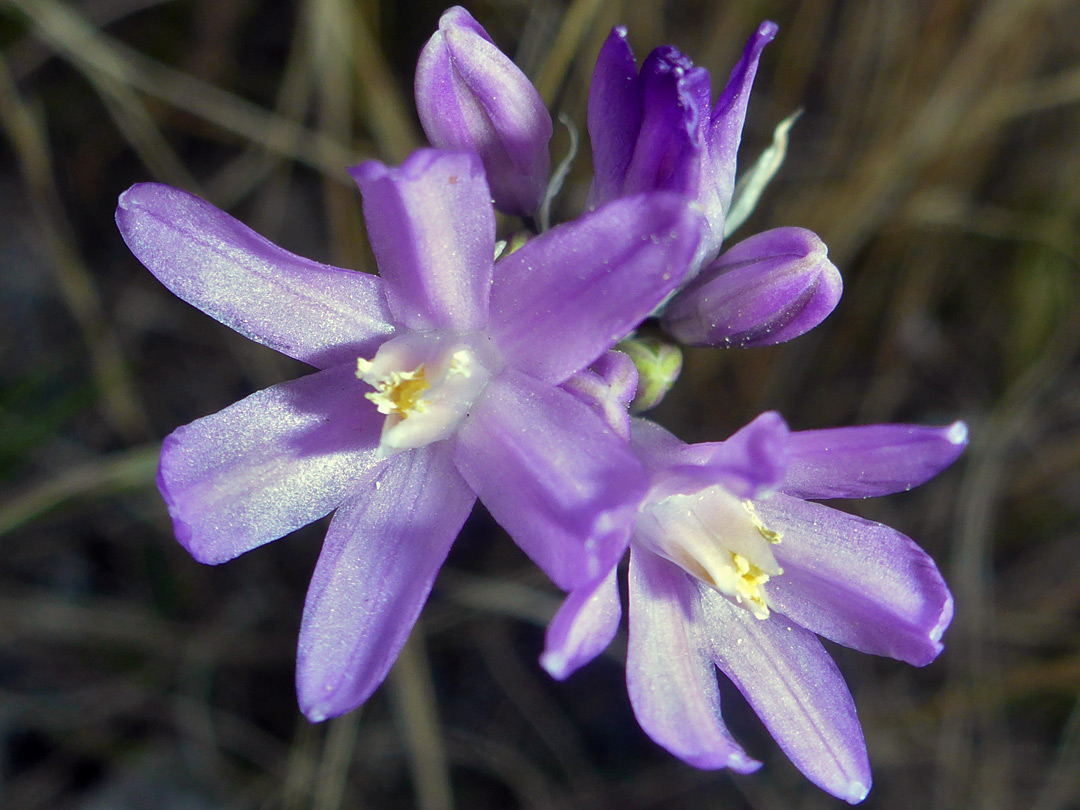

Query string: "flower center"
[362, 365, 430, 416]
[636, 486, 783, 619]
[356, 334, 493, 455]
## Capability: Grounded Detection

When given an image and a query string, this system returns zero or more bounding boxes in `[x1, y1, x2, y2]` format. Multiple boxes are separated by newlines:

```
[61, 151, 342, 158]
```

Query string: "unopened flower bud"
[415, 6, 552, 217]
[662, 227, 842, 347]
[588, 22, 777, 266]
[616, 335, 683, 413]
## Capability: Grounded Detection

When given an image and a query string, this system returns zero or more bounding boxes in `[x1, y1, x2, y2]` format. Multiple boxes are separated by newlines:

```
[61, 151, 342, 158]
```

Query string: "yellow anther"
[363, 366, 430, 416]
[730, 552, 775, 619]
[743, 500, 782, 544]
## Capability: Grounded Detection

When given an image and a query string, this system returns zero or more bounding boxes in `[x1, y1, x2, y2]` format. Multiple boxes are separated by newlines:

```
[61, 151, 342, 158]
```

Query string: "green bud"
[616, 335, 683, 413]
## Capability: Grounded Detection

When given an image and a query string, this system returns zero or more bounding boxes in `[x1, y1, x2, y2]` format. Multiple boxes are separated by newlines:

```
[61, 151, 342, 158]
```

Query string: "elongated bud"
[662, 227, 842, 347]
[415, 6, 552, 216]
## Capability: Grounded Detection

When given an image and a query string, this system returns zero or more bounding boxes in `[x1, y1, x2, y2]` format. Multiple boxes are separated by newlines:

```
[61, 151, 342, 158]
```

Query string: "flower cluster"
[117, 6, 965, 803]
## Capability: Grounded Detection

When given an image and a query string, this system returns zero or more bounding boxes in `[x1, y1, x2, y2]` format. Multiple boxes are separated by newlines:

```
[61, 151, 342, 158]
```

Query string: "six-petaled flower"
[542, 356, 965, 802]
[116, 148, 704, 721]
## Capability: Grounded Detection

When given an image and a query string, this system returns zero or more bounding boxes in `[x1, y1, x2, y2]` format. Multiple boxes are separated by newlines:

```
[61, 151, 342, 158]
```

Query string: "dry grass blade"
[206, 9, 316, 210]
[534, 0, 606, 105]
[940, 298, 1080, 810]
[0, 52, 150, 442]
[388, 624, 454, 810]
[4, 0, 360, 178]
[92, 71, 204, 194]
[793, 0, 1063, 263]
[436, 570, 561, 629]
[0, 591, 180, 649]
[312, 712, 363, 810]
[967, 65, 1080, 133]
[350, 1, 422, 163]
[0, 444, 160, 536]
[1031, 692, 1080, 810]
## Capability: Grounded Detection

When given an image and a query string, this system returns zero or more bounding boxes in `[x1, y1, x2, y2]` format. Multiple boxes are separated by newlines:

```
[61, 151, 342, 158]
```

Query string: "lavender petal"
[488, 192, 704, 384]
[704, 22, 778, 224]
[296, 442, 475, 721]
[116, 183, 395, 369]
[755, 494, 954, 666]
[586, 27, 642, 208]
[559, 350, 639, 439]
[782, 422, 969, 499]
[157, 364, 384, 565]
[621, 47, 708, 200]
[452, 369, 645, 590]
[631, 411, 789, 500]
[702, 584, 872, 804]
[350, 149, 494, 333]
[627, 550, 761, 772]
[540, 565, 621, 681]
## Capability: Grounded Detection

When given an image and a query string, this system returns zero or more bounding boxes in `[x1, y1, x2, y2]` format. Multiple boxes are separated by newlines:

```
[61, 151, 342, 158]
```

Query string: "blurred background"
[1, 0, 1078, 808]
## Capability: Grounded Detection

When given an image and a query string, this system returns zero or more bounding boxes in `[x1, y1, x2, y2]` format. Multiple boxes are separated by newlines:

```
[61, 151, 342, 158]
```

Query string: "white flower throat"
[356, 333, 494, 455]
[636, 485, 783, 619]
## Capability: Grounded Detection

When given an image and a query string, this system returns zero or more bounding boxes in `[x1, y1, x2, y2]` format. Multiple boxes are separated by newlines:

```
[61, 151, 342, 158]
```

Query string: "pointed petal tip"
[438, 5, 472, 27]
[436, 5, 495, 45]
[116, 182, 152, 213]
[681, 748, 763, 773]
[947, 420, 969, 447]
[300, 704, 328, 724]
[726, 750, 764, 774]
[539, 650, 572, 681]
[115, 182, 181, 229]
[297, 660, 363, 724]
[350, 148, 484, 188]
[347, 159, 388, 186]
[297, 688, 344, 724]
[297, 668, 362, 724]
[843, 780, 871, 804]
[929, 590, 955, 648]
[156, 435, 219, 566]
[754, 409, 788, 435]
[899, 570, 955, 666]
[758, 20, 780, 41]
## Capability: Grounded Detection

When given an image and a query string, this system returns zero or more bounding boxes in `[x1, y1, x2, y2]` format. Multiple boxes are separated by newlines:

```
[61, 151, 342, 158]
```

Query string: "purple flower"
[587, 23, 844, 348]
[542, 370, 966, 802]
[115, 148, 705, 722]
[587, 22, 777, 263]
[416, 6, 553, 217]
[662, 226, 843, 347]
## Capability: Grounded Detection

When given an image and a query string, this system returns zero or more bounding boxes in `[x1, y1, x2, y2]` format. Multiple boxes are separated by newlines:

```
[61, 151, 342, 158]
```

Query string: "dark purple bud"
[586, 27, 642, 208]
[587, 35, 710, 214]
